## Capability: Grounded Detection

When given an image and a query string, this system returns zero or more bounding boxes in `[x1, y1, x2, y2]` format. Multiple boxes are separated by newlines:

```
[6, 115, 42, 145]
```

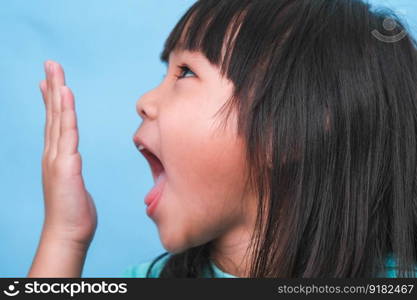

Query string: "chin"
[160, 235, 190, 254]
[159, 225, 210, 254]
[159, 225, 188, 254]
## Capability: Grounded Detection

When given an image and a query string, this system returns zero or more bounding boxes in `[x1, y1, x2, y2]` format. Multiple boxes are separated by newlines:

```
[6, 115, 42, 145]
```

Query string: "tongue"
[145, 171, 167, 206]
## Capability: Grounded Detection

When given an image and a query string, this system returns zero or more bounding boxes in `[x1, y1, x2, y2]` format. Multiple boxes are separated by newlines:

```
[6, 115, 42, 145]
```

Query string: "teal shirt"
[121, 253, 236, 278]
[121, 253, 415, 278]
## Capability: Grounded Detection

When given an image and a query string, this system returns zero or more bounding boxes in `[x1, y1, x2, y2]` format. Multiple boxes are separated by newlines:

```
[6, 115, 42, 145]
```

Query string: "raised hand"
[39, 60, 97, 246]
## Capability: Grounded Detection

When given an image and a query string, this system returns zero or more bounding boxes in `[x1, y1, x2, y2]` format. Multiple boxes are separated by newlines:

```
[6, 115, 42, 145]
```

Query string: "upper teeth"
[138, 144, 145, 150]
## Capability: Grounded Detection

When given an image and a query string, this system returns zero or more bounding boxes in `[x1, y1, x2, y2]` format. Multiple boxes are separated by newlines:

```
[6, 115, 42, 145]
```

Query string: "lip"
[146, 197, 158, 216]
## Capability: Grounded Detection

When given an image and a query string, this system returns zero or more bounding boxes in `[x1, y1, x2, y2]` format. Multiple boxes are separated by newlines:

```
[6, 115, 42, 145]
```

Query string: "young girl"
[28, 0, 417, 278]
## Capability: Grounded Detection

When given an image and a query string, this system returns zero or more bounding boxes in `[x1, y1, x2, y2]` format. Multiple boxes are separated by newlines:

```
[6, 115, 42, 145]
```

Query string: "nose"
[136, 88, 160, 120]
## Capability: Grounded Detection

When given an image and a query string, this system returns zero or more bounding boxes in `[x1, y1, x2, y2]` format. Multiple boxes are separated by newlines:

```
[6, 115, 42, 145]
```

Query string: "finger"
[49, 61, 67, 160]
[58, 86, 79, 155]
[45, 61, 53, 155]
[39, 79, 47, 105]
[40, 79, 51, 152]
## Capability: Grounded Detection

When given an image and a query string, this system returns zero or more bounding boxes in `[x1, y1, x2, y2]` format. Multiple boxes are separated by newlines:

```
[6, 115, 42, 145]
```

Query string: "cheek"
[163, 101, 246, 205]
[156, 102, 248, 250]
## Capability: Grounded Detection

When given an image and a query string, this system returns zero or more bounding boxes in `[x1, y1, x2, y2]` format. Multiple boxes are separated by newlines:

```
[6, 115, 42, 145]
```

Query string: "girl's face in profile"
[134, 49, 256, 253]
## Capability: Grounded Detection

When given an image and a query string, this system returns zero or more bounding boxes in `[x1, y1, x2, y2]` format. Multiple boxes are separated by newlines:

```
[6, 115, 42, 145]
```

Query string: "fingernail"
[48, 62, 53, 73]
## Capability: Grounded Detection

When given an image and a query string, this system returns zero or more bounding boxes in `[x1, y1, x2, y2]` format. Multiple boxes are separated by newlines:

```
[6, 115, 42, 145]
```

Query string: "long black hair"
[146, 0, 417, 277]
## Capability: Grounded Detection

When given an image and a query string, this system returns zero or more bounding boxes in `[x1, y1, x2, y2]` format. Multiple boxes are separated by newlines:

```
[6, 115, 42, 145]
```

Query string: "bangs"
[159, 0, 251, 79]
[159, 0, 296, 77]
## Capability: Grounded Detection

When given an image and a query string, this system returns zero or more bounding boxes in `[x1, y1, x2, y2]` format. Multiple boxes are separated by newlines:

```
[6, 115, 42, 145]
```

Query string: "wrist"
[28, 228, 90, 278]
[40, 227, 92, 254]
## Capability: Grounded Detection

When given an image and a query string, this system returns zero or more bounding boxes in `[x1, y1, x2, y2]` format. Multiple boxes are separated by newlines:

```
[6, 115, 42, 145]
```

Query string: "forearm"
[27, 228, 89, 278]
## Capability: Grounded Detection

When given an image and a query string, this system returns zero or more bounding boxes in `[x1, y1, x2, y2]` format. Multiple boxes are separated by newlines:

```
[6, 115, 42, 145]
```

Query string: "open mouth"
[139, 148, 165, 183]
[139, 147, 167, 211]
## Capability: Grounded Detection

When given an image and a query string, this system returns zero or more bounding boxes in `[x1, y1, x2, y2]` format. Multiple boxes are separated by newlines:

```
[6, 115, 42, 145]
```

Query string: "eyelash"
[174, 64, 195, 80]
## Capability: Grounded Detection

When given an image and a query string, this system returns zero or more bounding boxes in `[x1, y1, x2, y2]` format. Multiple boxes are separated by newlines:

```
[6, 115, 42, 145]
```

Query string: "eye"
[175, 64, 196, 80]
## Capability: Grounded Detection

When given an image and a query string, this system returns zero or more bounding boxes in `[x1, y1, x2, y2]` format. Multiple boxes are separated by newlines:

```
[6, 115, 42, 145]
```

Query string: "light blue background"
[0, 0, 416, 277]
